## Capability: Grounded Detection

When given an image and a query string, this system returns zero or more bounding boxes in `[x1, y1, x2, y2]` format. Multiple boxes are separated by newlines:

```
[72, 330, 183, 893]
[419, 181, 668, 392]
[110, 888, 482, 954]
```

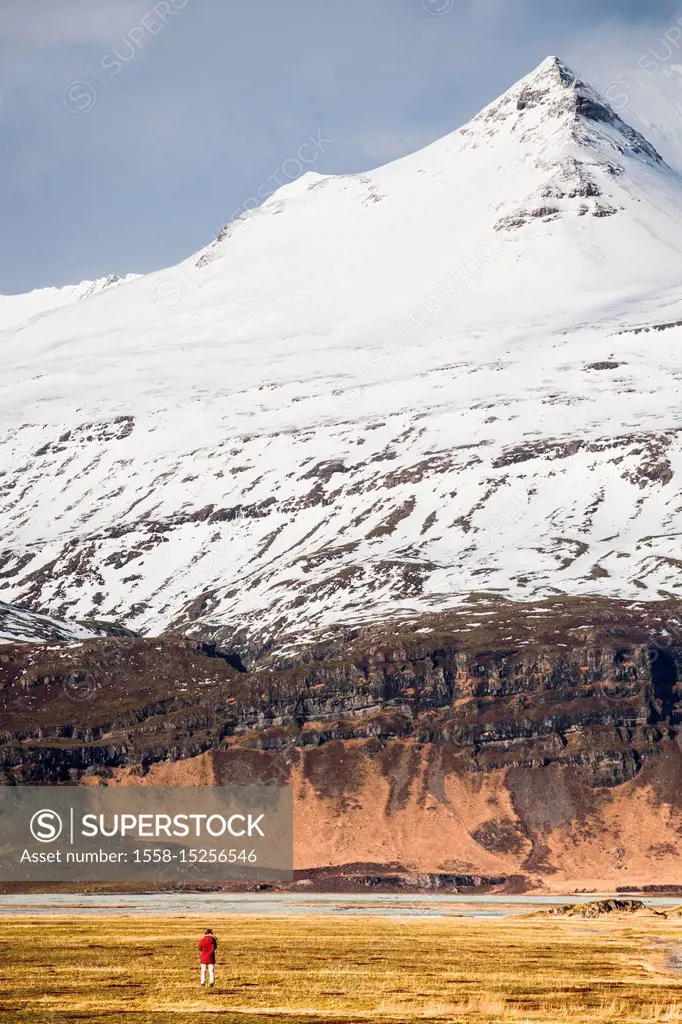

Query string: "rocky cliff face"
[3, 597, 682, 892]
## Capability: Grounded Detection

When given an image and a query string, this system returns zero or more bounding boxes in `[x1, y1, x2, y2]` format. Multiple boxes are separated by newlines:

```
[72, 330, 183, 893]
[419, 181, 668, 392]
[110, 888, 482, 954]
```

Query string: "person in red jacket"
[197, 928, 218, 987]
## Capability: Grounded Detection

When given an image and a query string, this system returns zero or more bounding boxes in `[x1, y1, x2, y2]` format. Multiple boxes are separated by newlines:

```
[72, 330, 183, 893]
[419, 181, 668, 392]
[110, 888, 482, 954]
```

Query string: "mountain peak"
[532, 54, 576, 81]
[457, 53, 666, 209]
[502, 56, 664, 165]
[450, 54, 669, 235]
[516, 55, 603, 115]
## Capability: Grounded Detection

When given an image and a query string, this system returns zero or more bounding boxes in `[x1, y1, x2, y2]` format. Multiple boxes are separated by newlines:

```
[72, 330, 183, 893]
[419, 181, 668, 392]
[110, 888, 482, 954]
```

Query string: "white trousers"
[200, 963, 215, 985]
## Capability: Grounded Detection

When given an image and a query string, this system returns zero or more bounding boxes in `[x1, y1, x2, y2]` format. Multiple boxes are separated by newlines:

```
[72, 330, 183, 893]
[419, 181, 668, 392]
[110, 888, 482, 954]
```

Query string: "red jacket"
[198, 935, 217, 964]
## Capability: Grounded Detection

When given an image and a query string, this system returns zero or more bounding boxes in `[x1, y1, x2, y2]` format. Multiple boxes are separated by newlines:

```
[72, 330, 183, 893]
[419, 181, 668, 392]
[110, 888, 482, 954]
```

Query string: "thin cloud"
[0, 0, 148, 48]
[566, 13, 682, 170]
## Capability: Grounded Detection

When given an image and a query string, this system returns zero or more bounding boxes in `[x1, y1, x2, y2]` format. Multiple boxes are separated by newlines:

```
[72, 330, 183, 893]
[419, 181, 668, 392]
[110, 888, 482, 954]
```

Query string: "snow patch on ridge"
[0, 273, 139, 334]
[0, 602, 101, 645]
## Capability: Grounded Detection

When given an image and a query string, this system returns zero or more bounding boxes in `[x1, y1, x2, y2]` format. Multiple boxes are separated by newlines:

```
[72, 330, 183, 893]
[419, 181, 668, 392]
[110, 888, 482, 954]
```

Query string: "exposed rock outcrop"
[3, 597, 682, 891]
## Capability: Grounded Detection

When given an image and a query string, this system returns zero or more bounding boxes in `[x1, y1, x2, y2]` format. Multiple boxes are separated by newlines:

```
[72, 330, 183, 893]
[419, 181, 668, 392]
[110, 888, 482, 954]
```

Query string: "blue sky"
[2, 0, 682, 292]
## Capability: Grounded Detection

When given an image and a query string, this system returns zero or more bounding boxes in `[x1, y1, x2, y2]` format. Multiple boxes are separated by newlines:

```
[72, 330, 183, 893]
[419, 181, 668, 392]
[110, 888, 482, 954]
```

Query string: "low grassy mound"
[545, 898, 663, 918]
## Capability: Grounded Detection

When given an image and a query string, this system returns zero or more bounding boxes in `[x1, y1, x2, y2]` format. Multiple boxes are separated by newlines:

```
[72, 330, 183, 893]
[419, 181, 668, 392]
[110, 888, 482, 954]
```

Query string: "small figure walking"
[198, 928, 217, 988]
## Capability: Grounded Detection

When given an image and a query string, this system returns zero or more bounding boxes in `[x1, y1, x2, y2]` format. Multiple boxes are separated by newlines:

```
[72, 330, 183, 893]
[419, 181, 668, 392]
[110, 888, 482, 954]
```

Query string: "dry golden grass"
[1, 912, 682, 1023]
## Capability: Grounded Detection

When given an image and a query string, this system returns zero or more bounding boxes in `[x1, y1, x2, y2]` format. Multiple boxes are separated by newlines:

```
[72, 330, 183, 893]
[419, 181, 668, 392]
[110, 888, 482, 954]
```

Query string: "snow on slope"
[2, 56, 682, 650]
[0, 273, 138, 333]
[0, 601, 100, 645]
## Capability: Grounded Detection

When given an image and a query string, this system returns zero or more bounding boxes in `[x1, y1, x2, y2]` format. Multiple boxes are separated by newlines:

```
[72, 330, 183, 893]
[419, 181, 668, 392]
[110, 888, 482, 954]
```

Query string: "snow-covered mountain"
[0, 273, 138, 333]
[2, 56, 682, 652]
[0, 601, 100, 645]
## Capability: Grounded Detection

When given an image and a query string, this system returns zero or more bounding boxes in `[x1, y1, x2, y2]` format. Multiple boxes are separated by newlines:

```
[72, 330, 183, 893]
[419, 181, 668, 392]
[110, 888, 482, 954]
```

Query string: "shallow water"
[0, 891, 679, 918]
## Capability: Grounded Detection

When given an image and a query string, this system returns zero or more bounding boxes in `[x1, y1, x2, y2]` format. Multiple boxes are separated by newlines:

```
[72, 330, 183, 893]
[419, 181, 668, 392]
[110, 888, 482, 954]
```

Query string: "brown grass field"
[2, 913, 682, 1023]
